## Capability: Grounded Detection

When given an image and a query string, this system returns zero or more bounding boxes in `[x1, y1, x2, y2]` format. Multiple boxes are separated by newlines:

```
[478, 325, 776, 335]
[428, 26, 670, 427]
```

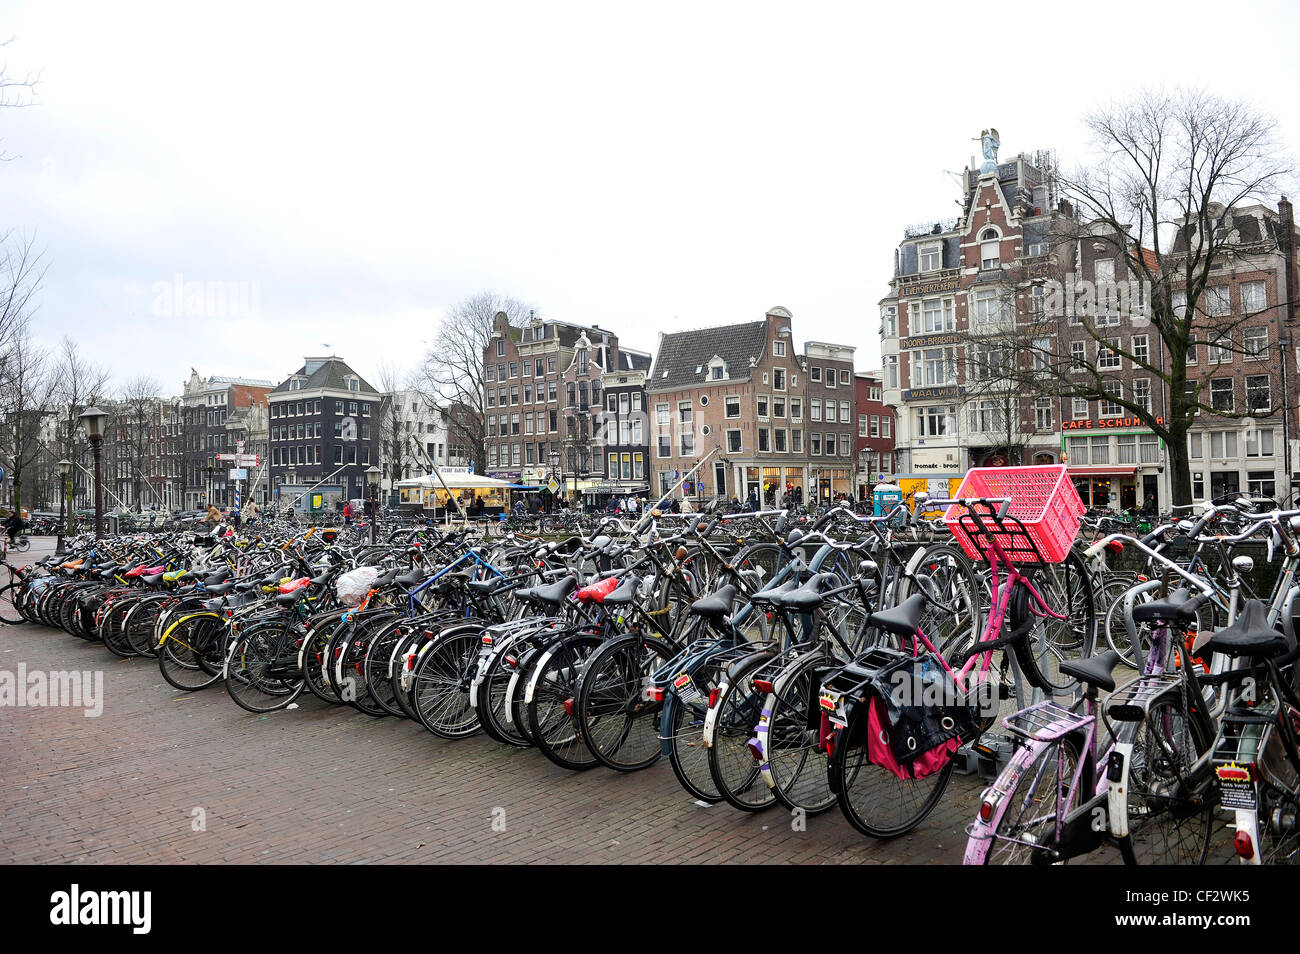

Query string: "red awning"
[1067, 466, 1138, 477]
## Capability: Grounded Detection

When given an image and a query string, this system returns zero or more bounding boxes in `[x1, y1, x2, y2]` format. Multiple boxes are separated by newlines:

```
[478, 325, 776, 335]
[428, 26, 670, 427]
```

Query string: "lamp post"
[79, 406, 107, 539]
[56, 459, 71, 554]
[365, 465, 380, 544]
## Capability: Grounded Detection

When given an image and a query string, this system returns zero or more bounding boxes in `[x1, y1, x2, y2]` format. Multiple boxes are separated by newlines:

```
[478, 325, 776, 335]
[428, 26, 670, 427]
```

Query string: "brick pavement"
[0, 539, 1235, 864]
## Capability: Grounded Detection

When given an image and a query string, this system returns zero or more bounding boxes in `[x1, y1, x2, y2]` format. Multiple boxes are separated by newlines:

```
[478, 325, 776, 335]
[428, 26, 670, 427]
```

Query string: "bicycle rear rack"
[1002, 701, 1091, 742]
[1105, 673, 1182, 723]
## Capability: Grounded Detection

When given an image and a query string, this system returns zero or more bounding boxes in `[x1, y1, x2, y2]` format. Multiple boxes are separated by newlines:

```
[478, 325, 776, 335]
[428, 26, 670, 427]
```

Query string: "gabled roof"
[270, 357, 380, 397]
[618, 349, 652, 373]
[650, 321, 767, 391]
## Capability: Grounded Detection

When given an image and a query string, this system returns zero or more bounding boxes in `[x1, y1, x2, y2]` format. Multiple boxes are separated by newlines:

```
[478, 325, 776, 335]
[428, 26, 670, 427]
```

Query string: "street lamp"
[365, 465, 380, 544]
[56, 459, 71, 554]
[79, 406, 107, 539]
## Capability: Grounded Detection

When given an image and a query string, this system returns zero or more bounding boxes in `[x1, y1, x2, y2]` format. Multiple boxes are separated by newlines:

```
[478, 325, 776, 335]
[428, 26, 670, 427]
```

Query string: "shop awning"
[1067, 466, 1138, 477]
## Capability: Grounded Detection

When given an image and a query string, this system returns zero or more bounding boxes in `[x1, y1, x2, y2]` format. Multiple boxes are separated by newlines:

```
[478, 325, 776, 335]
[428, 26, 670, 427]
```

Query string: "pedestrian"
[746, 489, 758, 512]
[247, 500, 259, 525]
[205, 504, 222, 525]
[343, 500, 352, 525]
[680, 495, 694, 514]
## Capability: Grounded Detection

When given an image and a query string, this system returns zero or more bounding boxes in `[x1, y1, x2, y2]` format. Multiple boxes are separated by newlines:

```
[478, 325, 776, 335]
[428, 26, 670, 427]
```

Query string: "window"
[1244, 327, 1268, 360]
[509, 361, 518, 378]
[1248, 471, 1276, 499]
[858, 414, 868, 438]
[1094, 259, 1115, 284]
[824, 432, 836, 455]
[1133, 378, 1152, 412]
[824, 401, 836, 423]
[883, 306, 898, 337]
[1132, 334, 1149, 364]
[723, 396, 740, 419]
[1067, 436, 1089, 465]
[825, 368, 836, 388]
[980, 228, 1000, 268]
[486, 366, 496, 383]
[840, 370, 850, 386]
[773, 368, 785, 391]
[1117, 434, 1137, 464]
[913, 297, 956, 334]
[1246, 427, 1275, 458]
[1190, 432, 1204, 459]
[1210, 378, 1234, 412]
[916, 405, 954, 437]
[757, 395, 769, 419]
[1070, 341, 1086, 370]
[916, 347, 956, 386]
[1246, 374, 1271, 411]
[711, 365, 724, 380]
[969, 342, 1011, 381]
[773, 396, 786, 418]
[810, 433, 821, 455]
[1205, 286, 1230, 317]
[841, 401, 850, 422]
[1210, 431, 1238, 458]
[496, 339, 505, 356]
[679, 403, 693, 455]
[727, 429, 742, 453]
[810, 399, 821, 422]
[1207, 334, 1231, 364]
[972, 288, 1010, 332]
[884, 355, 899, 390]
[881, 416, 891, 438]
[791, 429, 803, 453]
[1101, 381, 1123, 417]
[1090, 435, 1110, 464]
[773, 340, 786, 357]
[920, 243, 942, 272]
[811, 367, 822, 383]
[790, 397, 802, 420]
[774, 429, 787, 453]
[1035, 398, 1053, 431]
[1241, 281, 1267, 314]
[869, 415, 880, 438]
[757, 428, 770, 453]
[839, 435, 851, 458]
[1184, 382, 1201, 416]
[969, 400, 1006, 434]
[1171, 289, 1188, 318]
[1098, 338, 1121, 370]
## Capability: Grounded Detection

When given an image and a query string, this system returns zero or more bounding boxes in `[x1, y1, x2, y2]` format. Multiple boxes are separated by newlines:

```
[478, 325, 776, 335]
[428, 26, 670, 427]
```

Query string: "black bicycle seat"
[1203, 600, 1291, 659]
[866, 593, 927, 639]
[690, 584, 736, 620]
[1131, 587, 1198, 624]
[1059, 649, 1124, 692]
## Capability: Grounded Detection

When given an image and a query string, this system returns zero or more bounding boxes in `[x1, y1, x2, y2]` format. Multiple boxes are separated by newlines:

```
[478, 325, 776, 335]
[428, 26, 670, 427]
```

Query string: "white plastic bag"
[336, 566, 380, 607]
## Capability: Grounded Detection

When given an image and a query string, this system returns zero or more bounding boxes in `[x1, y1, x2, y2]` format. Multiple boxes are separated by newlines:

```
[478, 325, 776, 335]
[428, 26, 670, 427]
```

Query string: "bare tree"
[49, 337, 111, 511]
[1037, 89, 1293, 505]
[0, 332, 57, 511]
[115, 376, 162, 510]
[414, 292, 537, 472]
[0, 37, 41, 160]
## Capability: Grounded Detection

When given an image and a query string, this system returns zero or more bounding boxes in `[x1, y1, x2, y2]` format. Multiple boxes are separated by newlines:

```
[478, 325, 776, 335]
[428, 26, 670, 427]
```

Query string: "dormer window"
[980, 228, 1001, 269]
[707, 355, 728, 381]
[920, 243, 942, 272]
[347, 377, 359, 392]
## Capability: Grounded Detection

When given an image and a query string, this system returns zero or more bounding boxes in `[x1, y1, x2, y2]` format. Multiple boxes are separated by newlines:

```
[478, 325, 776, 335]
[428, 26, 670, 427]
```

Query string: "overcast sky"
[3, 0, 1299, 395]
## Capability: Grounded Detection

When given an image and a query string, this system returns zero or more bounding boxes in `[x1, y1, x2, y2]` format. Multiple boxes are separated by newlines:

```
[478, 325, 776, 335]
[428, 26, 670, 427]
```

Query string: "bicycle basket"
[942, 464, 1083, 564]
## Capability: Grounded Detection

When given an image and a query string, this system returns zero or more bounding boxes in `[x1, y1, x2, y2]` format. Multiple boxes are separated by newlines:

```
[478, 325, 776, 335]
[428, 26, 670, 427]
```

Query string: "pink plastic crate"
[941, 464, 1084, 564]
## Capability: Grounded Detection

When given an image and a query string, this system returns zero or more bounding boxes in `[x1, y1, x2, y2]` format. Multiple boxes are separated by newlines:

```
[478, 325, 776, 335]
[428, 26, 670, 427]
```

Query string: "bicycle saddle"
[205, 582, 236, 595]
[1131, 586, 1199, 624]
[776, 573, 838, 613]
[524, 574, 578, 606]
[396, 569, 427, 587]
[1203, 599, 1291, 659]
[750, 579, 799, 606]
[690, 584, 737, 621]
[866, 592, 927, 639]
[1059, 649, 1124, 693]
[602, 575, 640, 607]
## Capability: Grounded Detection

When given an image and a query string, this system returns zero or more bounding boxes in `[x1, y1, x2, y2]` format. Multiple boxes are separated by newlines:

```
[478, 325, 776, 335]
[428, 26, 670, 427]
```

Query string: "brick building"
[648, 307, 857, 507]
[855, 371, 894, 498]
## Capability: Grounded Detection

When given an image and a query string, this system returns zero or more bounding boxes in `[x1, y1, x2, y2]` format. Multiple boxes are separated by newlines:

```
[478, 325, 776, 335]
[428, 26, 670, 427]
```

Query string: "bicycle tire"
[575, 634, 671, 772]
[707, 654, 779, 812]
[982, 737, 1082, 864]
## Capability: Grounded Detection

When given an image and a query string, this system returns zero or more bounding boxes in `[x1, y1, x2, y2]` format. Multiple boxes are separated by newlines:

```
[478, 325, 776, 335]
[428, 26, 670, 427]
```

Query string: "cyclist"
[3, 508, 26, 546]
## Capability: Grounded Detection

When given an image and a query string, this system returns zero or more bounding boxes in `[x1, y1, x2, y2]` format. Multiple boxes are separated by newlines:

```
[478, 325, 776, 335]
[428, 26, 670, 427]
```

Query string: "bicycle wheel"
[983, 738, 1082, 864]
[830, 698, 954, 839]
[1014, 549, 1096, 696]
[411, 628, 483, 739]
[1121, 698, 1213, 865]
[708, 655, 779, 812]
[0, 582, 26, 624]
[666, 658, 729, 802]
[896, 543, 982, 660]
[477, 643, 532, 747]
[527, 633, 604, 769]
[576, 634, 671, 772]
[762, 653, 837, 814]
[158, 614, 226, 691]
[227, 623, 306, 713]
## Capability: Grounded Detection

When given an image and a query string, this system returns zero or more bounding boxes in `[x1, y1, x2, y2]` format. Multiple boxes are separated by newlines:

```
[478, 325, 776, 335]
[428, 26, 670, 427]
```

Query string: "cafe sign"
[1061, 415, 1164, 431]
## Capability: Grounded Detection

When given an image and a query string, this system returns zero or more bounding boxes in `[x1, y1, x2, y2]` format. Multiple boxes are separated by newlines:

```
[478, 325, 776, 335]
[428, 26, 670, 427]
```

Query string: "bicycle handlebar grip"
[997, 499, 1012, 520]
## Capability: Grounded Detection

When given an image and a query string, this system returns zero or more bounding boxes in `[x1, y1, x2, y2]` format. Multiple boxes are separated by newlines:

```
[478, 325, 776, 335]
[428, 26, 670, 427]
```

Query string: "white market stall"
[395, 469, 517, 515]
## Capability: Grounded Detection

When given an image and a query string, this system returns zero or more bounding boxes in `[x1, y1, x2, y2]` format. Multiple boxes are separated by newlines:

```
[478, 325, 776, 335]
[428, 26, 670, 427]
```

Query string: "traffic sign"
[236, 455, 260, 466]
[216, 453, 238, 462]
[546, 476, 560, 494]
[229, 468, 247, 480]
